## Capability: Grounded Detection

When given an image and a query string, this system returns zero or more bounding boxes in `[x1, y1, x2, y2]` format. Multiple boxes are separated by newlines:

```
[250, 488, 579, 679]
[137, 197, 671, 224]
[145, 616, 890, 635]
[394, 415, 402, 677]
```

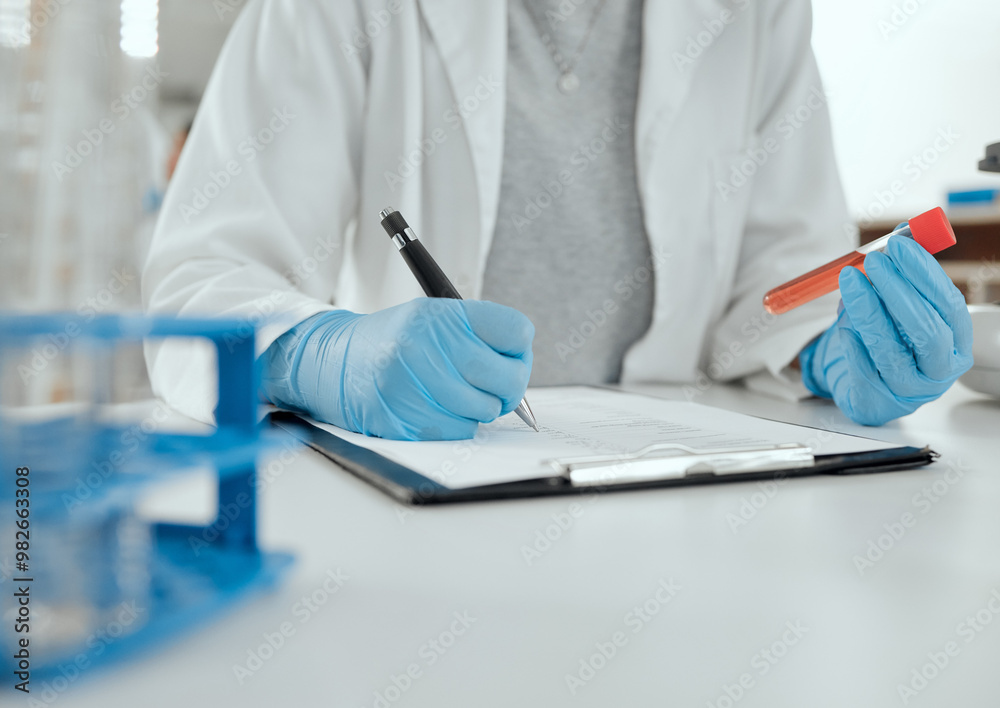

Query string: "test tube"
[763, 207, 957, 315]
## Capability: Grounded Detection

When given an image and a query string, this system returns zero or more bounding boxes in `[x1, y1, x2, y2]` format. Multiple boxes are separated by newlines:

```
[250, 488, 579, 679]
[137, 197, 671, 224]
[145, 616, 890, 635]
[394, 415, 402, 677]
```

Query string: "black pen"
[379, 207, 540, 432]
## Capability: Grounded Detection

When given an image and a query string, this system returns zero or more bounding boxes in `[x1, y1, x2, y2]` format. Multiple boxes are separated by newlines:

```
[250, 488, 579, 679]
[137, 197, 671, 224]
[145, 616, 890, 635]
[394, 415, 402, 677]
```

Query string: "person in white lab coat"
[144, 0, 972, 439]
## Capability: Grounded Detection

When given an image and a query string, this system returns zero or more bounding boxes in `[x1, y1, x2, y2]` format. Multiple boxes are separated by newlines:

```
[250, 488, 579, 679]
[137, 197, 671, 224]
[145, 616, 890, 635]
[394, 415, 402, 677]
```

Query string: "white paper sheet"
[307, 387, 901, 489]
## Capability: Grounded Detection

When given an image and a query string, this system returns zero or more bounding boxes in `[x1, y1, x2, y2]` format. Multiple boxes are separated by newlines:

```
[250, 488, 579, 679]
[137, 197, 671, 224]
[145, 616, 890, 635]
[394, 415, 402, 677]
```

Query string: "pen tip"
[514, 399, 539, 432]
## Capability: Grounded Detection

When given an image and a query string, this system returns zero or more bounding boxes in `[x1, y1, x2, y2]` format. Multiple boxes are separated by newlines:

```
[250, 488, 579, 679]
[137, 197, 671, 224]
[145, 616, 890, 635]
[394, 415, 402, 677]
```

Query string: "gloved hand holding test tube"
[764, 207, 974, 426]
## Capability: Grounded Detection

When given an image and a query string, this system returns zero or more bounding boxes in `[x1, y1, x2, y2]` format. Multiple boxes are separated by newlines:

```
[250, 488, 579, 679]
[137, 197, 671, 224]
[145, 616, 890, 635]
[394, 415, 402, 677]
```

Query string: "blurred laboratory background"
[1, 2, 996, 696]
[1, 0, 999, 352]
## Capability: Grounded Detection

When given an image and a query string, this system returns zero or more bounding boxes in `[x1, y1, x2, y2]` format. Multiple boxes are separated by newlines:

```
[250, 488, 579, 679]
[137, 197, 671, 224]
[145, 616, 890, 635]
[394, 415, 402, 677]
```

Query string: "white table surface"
[27, 383, 1000, 708]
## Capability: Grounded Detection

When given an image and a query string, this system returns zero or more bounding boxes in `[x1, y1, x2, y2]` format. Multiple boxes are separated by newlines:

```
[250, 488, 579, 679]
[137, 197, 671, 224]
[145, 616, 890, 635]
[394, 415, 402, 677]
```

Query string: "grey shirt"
[480, 0, 654, 386]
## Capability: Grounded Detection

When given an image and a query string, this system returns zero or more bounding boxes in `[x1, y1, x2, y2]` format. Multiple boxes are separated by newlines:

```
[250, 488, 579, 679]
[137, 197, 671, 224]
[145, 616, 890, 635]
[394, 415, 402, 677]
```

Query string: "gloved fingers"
[450, 342, 532, 414]
[834, 320, 882, 391]
[500, 349, 535, 415]
[499, 345, 532, 415]
[396, 348, 505, 423]
[813, 293, 944, 427]
[886, 236, 974, 358]
[374, 406, 480, 441]
[381, 394, 482, 441]
[352, 369, 481, 441]
[863, 249, 957, 381]
[423, 300, 533, 412]
[461, 300, 535, 358]
[350, 330, 504, 426]
[381, 298, 529, 423]
[839, 267, 931, 397]
[331, 323, 482, 440]
[836, 326, 915, 426]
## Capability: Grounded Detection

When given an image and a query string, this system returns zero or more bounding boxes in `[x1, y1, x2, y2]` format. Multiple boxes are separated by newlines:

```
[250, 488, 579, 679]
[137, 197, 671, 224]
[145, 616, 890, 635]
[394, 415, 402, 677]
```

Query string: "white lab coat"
[144, 0, 853, 423]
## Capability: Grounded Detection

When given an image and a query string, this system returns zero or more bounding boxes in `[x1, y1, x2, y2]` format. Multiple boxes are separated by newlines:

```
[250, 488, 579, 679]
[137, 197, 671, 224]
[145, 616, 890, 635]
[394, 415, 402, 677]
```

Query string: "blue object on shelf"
[0, 314, 295, 686]
[947, 188, 1000, 207]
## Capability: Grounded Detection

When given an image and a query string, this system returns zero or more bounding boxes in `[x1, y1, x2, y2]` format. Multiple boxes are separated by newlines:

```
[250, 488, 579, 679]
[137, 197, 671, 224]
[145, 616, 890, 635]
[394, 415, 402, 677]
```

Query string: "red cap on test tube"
[908, 207, 957, 254]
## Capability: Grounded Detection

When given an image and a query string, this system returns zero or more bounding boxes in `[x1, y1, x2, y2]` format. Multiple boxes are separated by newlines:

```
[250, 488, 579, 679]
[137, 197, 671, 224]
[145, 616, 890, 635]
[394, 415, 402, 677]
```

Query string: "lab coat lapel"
[417, 0, 732, 272]
[418, 0, 508, 257]
[635, 0, 730, 191]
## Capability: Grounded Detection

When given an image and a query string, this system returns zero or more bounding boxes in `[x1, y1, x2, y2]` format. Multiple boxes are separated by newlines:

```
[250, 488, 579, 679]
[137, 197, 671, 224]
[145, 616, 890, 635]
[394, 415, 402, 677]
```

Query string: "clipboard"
[268, 393, 937, 505]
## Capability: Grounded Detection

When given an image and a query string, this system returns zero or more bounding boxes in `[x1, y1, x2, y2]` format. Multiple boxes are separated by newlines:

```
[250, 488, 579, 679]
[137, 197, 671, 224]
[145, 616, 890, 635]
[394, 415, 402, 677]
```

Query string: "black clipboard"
[268, 410, 937, 506]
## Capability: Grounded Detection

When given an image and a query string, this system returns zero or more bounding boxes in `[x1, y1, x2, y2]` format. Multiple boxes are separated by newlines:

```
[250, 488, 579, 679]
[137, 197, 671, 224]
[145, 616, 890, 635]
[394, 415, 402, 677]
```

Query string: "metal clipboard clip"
[545, 442, 814, 487]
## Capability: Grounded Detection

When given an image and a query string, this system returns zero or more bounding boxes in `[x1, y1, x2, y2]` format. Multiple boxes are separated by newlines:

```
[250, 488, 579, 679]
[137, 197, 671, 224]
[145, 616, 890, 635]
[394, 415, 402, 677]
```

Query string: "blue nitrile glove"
[800, 233, 973, 426]
[260, 298, 534, 440]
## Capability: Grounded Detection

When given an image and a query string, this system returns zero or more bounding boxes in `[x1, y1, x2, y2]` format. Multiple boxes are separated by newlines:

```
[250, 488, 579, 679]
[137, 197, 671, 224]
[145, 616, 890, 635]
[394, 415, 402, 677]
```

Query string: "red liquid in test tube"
[763, 207, 957, 315]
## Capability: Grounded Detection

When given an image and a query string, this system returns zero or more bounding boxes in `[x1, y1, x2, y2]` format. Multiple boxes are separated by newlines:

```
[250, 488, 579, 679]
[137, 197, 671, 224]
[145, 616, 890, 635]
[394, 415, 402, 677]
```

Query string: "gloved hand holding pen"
[261, 298, 534, 441]
[799, 230, 974, 426]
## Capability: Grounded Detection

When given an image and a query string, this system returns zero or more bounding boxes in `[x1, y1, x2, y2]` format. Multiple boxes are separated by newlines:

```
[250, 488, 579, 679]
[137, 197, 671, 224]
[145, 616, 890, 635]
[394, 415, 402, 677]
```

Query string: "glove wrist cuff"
[261, 310, 358, 411]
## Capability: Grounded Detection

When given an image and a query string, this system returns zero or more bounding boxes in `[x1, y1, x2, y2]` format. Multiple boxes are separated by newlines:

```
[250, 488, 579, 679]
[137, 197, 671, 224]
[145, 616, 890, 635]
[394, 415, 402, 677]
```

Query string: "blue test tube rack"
[0, 314, 294, 685]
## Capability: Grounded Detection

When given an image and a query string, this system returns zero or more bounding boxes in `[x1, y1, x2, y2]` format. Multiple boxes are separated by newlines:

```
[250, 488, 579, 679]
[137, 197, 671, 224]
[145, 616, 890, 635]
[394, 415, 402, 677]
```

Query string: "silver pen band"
[391, 228, 417, 250]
